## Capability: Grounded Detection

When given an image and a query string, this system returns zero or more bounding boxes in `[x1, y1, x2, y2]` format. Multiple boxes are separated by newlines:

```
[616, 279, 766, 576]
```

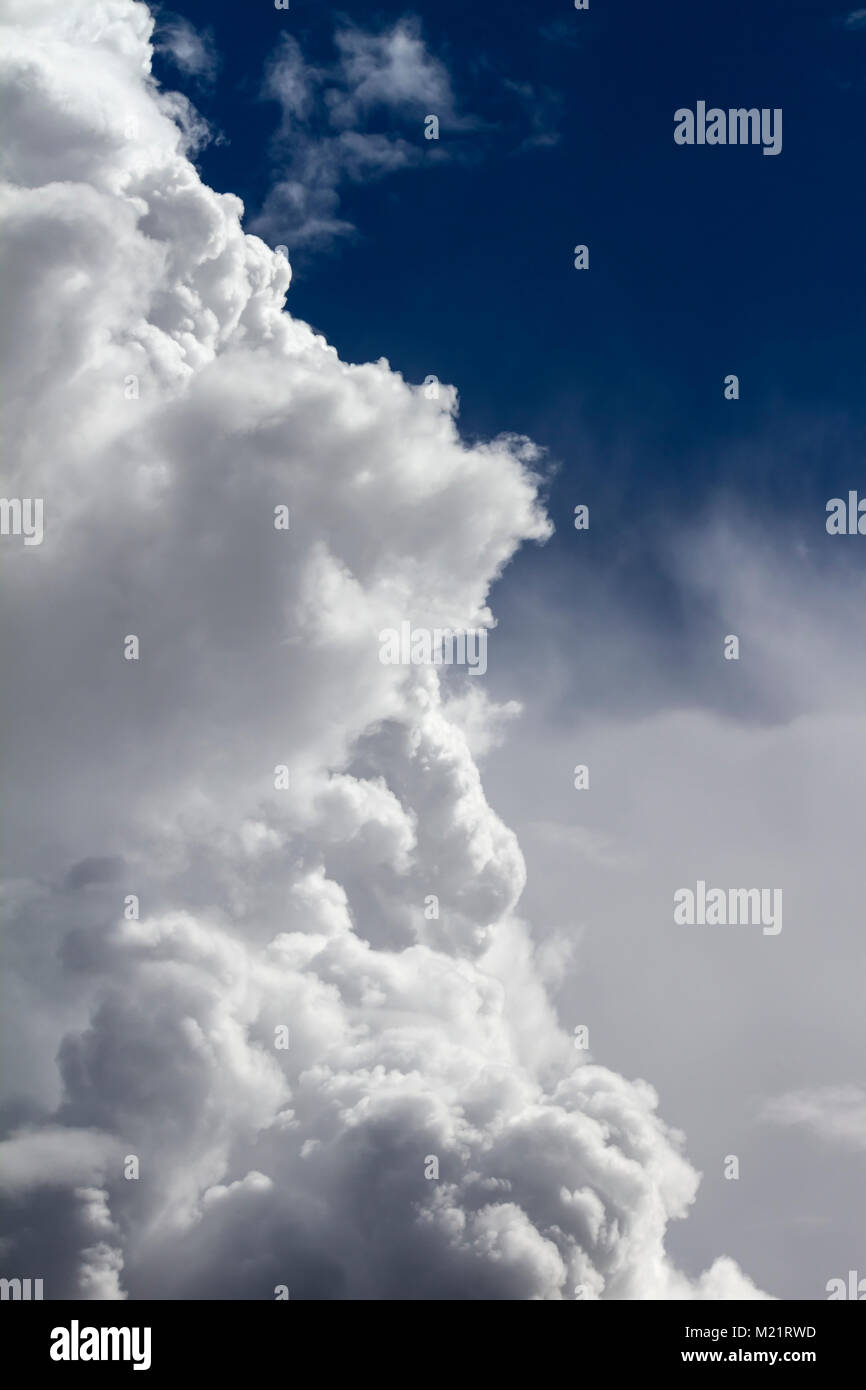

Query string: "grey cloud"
[64, 857, 126, 890]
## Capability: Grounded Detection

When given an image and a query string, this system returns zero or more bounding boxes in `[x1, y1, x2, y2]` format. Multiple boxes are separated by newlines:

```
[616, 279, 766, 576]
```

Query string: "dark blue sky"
[154, 0, 866, 562]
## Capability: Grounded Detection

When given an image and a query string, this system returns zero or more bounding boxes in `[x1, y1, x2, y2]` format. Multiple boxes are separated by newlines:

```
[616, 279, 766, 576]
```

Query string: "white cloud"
[252, 25, 453, 250]
[248, 16, 561, 252]
[327, 19, 459, 129]
[763, 1087, 866, 1152]
[0, 0, 768, 1300]
[154, 12, 218, 82]
[251, 16, 550, 251]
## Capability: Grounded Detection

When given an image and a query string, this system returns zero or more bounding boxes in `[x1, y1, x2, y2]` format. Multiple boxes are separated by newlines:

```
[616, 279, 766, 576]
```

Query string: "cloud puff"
[763, 1087, 866, 1152]
[154, 12, 218, 82]
[250, 16, 556, 252]
[327, 19, 459, 129]
[0, 0, 768, 1300]
[252, 21, 459, 250]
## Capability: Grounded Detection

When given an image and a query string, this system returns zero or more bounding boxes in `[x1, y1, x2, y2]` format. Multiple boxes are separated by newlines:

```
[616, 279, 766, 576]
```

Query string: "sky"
[158, 0, 866, 512]
[0, 0, 864, 1301]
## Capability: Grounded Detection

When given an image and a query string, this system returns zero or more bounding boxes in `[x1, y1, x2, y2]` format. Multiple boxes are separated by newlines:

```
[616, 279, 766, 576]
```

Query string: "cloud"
[251, 23, 455, 251]
[505, 79, 563, 151]
[844, 9, 866, 30]
[762, 1087, 866, 1152]
[470, 510, 866, 1292]
[327, 18, 459, 129]
[154, 12, 218, 83]
[0, 1129, 124, 1195]
[251, 17, 558, 252]
[0, 0, 768, 1300]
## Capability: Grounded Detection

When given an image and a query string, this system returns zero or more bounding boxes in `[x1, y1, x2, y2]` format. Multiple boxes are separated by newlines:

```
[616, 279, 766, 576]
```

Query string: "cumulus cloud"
[0, 0, 768, 1299]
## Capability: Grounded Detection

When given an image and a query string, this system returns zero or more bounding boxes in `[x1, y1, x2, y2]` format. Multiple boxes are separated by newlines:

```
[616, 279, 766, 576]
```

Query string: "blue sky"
[150, 0, 866, 753]
[155, 0, 866, 543]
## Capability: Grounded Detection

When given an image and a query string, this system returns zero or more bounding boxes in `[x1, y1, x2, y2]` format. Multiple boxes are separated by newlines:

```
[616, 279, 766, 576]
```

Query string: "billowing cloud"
[0, 0, 769, 1300]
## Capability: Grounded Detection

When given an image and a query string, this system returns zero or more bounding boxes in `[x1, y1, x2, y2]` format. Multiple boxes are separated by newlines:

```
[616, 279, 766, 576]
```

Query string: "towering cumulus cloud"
[0, 1, 768, 1299]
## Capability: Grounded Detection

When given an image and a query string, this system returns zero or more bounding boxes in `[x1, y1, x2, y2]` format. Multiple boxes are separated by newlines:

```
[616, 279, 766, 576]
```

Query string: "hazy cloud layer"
[473, 513, 866, 1297]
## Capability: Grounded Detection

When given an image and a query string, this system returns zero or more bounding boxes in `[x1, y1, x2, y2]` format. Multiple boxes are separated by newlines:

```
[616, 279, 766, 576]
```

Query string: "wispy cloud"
[762, 1086, 866, 1151]
[505, 79, 564, 151]
[154, 11, 219, 83]
[251, 17, 561, 253]
[327, 20, 462, 129]
[250, 20, 461, 251]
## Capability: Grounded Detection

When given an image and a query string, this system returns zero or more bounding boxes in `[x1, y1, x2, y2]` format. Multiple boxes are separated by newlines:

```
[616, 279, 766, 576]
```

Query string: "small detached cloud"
[251, 20, 466, 252]
[252, 16, 561, 253]
[327, 19, 462, 129]
[154, 12, 219, 83]
[763, 1085, 866, 1152]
